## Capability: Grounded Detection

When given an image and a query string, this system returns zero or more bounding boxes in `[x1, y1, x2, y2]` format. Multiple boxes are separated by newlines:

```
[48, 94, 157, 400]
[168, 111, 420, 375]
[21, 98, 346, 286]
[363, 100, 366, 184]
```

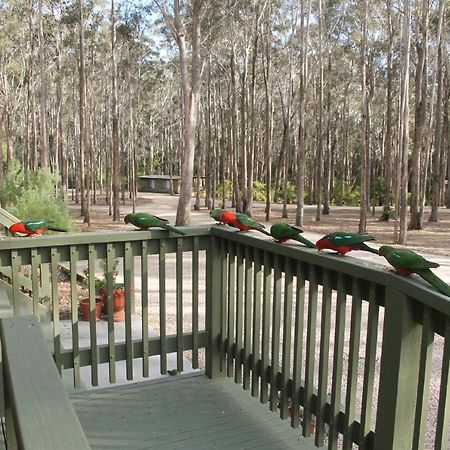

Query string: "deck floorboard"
[71, 373, 320, 450]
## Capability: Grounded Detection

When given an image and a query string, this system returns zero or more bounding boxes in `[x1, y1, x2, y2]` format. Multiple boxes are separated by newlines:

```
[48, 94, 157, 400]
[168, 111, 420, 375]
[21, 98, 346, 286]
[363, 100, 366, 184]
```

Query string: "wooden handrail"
[0, 316, 90, 450]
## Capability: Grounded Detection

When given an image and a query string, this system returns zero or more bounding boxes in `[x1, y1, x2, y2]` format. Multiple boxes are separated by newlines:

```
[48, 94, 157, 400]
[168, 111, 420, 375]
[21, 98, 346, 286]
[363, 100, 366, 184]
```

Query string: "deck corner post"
[206, 235, 225, 379]
[374, 287, 421, 450]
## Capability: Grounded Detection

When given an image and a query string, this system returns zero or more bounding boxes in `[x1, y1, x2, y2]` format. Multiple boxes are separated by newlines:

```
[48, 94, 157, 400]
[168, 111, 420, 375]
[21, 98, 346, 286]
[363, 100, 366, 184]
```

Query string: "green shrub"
[215, 179, 232, 200]
[275, 180, 298, 204]
[332, 180, 361, 206]
[252, 180, 266, 202]
[3, 168, 76, 232]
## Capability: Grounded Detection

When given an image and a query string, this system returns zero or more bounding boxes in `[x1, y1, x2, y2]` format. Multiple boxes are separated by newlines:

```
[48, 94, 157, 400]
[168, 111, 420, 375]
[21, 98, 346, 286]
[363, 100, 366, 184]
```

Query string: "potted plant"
[97, 259, 126, 321]
[79, 259, 126, 321]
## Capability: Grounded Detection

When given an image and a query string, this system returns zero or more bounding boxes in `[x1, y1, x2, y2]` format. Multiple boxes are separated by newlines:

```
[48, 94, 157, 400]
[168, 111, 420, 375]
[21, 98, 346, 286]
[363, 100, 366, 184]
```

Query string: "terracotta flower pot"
[100, 288, 126, 321]
[79, 298, 103, 321]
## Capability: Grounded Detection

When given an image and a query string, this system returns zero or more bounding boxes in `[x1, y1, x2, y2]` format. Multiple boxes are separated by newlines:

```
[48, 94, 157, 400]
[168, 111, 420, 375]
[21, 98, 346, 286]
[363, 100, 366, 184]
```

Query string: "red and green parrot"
[220, 211, 271, 236]
[124, 212, 185, 235]
[9, 220, 67, 236]
[379, 245, 450, 297]
[209, 208, 227, 223]
[270, 222, 315, 248]
[316, 231, 379, 256]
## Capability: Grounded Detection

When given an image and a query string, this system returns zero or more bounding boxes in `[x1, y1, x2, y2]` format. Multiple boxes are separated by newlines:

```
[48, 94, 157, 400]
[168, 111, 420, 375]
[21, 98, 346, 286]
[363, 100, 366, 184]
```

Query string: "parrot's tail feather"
[47, 226, 68, 232]
[162, 224, 186, 236]
[361, 243, 379, 255]
[293, 235, 316, 248]
[257, 228, 272, 237]
[417, 269, 450, 297]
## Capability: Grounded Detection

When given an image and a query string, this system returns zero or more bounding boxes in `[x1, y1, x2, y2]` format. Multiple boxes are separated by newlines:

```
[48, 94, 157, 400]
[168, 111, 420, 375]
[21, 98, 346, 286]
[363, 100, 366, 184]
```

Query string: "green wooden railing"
[0, 226, 448, 450]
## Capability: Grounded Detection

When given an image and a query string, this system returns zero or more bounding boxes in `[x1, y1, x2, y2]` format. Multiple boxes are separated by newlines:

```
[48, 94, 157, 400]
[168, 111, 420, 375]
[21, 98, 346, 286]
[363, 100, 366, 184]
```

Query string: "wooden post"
[374, 288, 421, 449]
[205, 235, 225, 379]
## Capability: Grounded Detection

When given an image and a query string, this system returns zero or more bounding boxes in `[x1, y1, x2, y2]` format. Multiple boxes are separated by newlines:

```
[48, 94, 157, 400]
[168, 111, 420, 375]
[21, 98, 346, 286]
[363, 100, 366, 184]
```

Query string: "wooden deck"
[70, 373, 319, 450]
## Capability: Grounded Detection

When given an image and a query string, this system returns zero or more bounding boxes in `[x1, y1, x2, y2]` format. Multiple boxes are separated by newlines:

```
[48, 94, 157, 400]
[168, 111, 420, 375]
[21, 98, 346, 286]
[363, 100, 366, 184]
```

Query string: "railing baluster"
[69, 246, 80, 388]
[192, 236, 199, 369]
[220, 240, 228, 372]
[252, 249, 262, 398]
[343, 277, 363, 450]
[176, 238, 183, 372]
[303, 264, 318, 436]
[141, 240, 149, 378]
[124, 242, 133, 380]
[227, 241, 236, 378]
[280, 259, 293, 420]
[50, 247, 62, 374]
[87, 244, 98, 386]
[360, 283, 379, 449]
[159, 239, 167, 375]
[412, 305, 434, 449]
[435, 317, 450, 450]
[243, 245, 252, 390]
[316, 268, 332, 446]
[270, 254, 282, 412]
[235, 244, 244, 384]
[30, 249, 40, 317]
[11, 251, 20, 315]
[106, 243, 116, 383]
[291, 262, 306, 429]
[260, 251, 271, 404]
[329, 272, 347, 450]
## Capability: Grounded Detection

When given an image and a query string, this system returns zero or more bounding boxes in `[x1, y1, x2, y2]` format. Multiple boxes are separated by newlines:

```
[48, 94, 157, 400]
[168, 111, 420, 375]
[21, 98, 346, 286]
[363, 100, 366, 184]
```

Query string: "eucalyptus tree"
[155, 0, 206, 226]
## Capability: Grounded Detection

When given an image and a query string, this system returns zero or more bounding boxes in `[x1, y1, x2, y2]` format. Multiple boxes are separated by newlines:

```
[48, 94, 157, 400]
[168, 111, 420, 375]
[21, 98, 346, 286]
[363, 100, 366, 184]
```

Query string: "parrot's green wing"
[327, 232, 376, 246]
[235, 213, 265, 229]
[24, 220, 52, 231]
[379, 246, 439, 271]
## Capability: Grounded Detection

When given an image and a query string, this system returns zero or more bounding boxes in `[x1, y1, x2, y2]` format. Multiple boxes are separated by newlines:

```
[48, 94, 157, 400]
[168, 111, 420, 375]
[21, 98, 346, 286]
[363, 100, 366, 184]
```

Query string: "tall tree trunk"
[79, 0, 88, 221]
[296, 0, 310, 226]
[111, 0, 120, 221]
[359, 0, 369, 234]
[409, 0, 428, 230]
[315, 0, 324, 221]
[38, 0, 49, 170]
[428, 0, 445, 222]
[171, 0, 205, 225]
[382, 0, 394, 216]
[262, 12, 273, 221]
[395, 0, 411, 244]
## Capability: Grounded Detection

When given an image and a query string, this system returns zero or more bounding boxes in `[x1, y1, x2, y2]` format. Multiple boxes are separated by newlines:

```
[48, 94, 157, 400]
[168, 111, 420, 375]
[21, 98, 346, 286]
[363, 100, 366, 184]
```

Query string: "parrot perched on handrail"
[124, 213, 185, 235]
[269, 222, 315, 248]
[220, 211, 271, 237]
[9, 220, 67, 236]
[379, 245, 450, 297]
[316, 231, 379, 256]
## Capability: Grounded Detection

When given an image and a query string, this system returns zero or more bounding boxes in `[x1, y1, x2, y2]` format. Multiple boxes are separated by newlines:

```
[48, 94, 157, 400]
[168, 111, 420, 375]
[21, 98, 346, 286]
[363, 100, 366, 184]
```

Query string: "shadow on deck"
[70, 373, 318, 450]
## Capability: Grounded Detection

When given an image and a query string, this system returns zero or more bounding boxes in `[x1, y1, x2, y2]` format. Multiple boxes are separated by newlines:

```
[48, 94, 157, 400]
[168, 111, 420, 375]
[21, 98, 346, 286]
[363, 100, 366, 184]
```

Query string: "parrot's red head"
[220, 211, 237, 226]
[9, 223, 26, 235]
[315, 238, 327, 251]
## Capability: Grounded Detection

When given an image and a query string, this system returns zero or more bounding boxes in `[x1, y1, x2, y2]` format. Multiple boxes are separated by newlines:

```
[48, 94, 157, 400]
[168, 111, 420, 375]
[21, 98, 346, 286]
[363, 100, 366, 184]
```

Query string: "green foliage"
[332, 180, 361, 206]
[380, 205, 395, 221]
[0, 161, 25, 207]
[0, 168, 76, 232]
[215, 179, 232, 200]
[252, 180, 266, 202]
[372, 178, 392, 206]
[276, 181, 298, 204]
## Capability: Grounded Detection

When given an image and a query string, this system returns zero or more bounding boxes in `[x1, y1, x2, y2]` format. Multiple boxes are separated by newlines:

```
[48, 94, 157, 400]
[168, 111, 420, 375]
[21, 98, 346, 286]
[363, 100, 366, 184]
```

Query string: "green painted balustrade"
[0, 225, 448, 450]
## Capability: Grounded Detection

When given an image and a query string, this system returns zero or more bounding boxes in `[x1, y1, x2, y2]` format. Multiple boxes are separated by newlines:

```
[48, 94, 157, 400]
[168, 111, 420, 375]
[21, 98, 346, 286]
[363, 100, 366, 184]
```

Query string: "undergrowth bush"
[0, 167, 76, 232]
